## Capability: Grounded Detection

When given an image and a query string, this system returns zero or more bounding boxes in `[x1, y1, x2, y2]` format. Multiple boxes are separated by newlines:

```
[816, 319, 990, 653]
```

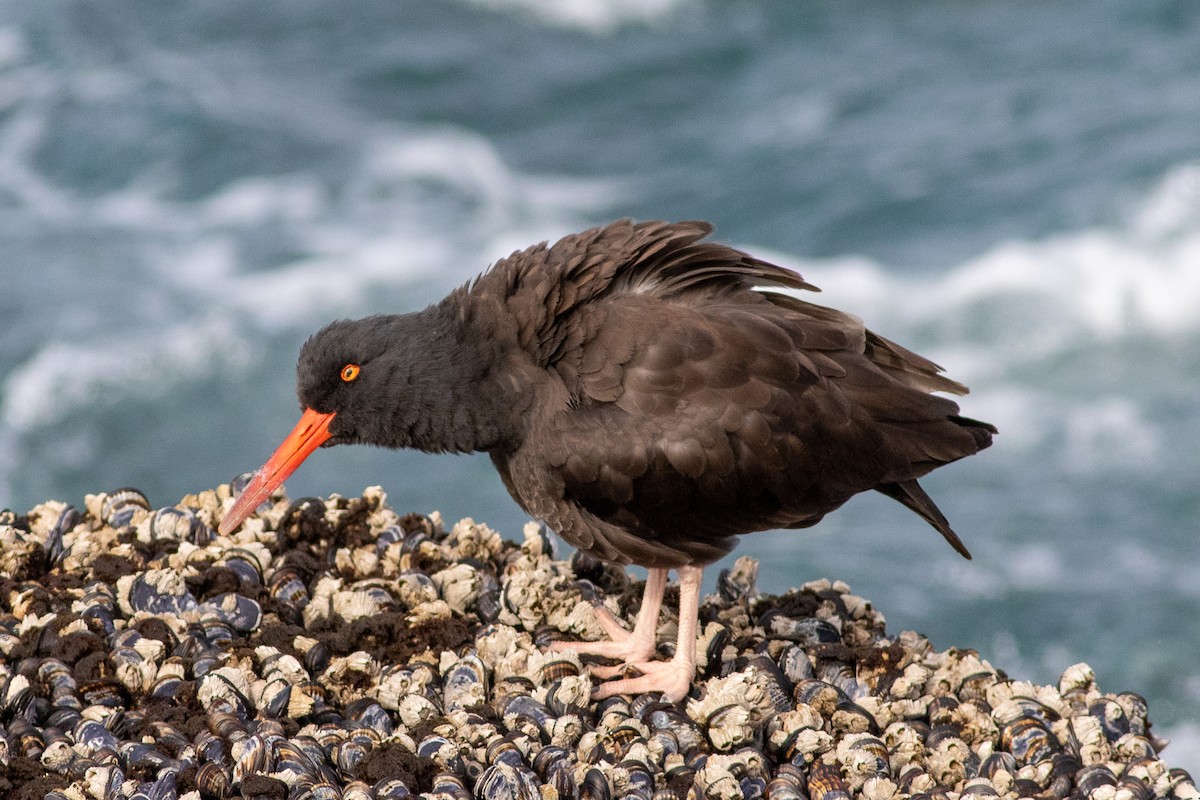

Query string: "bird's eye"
[340, 363, 361, 382]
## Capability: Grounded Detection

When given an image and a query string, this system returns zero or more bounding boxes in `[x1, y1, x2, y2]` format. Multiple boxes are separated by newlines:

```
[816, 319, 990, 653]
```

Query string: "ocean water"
[2, 0, 1199, 767]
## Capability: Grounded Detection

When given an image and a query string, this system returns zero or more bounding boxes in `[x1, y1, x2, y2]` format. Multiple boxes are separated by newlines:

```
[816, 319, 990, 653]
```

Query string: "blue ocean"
[1, 0, 1198, 768]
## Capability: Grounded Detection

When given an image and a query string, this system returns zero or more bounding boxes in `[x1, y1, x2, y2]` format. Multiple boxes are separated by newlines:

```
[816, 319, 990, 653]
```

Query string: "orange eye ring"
[340, 363, 361, 382]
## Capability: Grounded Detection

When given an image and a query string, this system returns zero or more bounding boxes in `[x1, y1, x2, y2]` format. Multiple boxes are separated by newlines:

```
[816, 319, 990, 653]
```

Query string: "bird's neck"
[387, 303, 521, 455]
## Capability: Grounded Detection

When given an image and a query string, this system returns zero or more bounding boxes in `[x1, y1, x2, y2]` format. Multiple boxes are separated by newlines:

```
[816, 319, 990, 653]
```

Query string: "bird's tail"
[950, 414, 998, 452]
[876, 479, 973, 559]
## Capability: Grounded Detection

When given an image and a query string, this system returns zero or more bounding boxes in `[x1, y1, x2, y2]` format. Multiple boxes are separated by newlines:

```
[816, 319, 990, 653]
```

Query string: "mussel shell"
[304, 642, 331, 677]
[544, 677, 590, 718]
[119, 740, 172, 772]
[539, 655, 582, 684]
[1076, 763, 1117, 794]
[45, 505, 78, 566]
[101, 488, 151, 529]
[44, 707, 82, 730]
[147, 506, 202, 542]
[125, 573, 199, 616]
[475, 761, 542, 800]
[484, 733, 528, 769]
[79, 678, 127, 709]
[741, 776, 768, 800]
[195, 761, 231, 800]
[269, 569, 310, 613]
[201, 670, 256, 718]
[374, 524, 406, 554]
[1045, 751, 1081, 798]
[777, 645, 814, 684]
[222, 555, 264, 587]
[532, 744, 571, 778]
[1114, 732, 1157, 760]
[475, 571, 502, 623]
[147, 668, 182, 700]
[207, 711, 249, 743]
[231, 733, 276, 785]
[846, 733, 889, 763]
[580, 766, 612, 800]
[500, 695, 554, 741]
[1117, 776, 1154, 800]
[1088, 697, 1131, 742]
[928, 694, 960, 723]
[258, 680, 292, 719]
[765, 763, 807, 800]
[294, 781, 343, 800]
[792, 679, 848, 715]
[716, 558, 758, 603]
[334, 739, 370, 774]
[430, 771, 471, 800]
[345, 698, 393, 736]
[808, 761, 852, 800]
[978, 751, 1018, 779]
[442, 654, 489, 713]
[744, 654, 793, 712]
[1116, 692, 1151, 735]
[373, 778, 414, 799]
[203, 593, 263, 633]
[759, 610, 841, 645]
[999, 716, 1060, 765]
[9, 719, 45, 758]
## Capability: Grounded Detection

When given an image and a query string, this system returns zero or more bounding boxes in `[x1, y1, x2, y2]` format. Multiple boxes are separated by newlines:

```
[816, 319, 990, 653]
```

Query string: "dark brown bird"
[219, 219, 995, 701]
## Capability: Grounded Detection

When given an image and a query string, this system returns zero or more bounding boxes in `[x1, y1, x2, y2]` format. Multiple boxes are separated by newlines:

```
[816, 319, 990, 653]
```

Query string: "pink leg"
[591, 565, 703, 703]
[548, 567, 668, 664]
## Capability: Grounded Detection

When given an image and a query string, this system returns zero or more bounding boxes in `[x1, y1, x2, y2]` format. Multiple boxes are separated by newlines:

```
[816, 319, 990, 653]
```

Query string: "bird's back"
[470, 220, 994, 568]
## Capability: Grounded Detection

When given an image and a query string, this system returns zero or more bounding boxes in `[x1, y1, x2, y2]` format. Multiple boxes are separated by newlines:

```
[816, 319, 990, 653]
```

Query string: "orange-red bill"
[219, 407, 336, 536]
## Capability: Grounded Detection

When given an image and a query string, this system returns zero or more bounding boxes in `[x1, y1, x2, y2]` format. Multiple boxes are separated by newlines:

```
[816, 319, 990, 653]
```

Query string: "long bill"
[218, 407, 336, 535]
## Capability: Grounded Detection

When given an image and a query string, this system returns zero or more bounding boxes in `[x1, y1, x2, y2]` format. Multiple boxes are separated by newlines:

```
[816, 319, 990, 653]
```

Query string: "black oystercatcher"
[220, 219, 995, 701]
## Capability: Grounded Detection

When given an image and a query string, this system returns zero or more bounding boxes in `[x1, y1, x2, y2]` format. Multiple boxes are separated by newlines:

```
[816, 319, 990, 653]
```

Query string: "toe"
[547, 638, 647, 661]
[591, 660, 693, 703]
[589, 604, 634, 640]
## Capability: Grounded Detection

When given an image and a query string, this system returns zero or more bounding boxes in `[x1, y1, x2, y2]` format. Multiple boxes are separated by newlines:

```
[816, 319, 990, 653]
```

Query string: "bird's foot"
[590, 654, 694, 703]
[548, 566, 681, 695]
[546, 606, 657, 664]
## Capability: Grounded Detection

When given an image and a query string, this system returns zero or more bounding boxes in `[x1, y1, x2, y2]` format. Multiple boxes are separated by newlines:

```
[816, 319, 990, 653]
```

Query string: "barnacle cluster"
[0, 484, 1194, 800]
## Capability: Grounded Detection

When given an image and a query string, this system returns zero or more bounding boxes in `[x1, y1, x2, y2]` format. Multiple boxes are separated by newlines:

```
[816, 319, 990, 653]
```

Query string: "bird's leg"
[549, 567, 668, 665]
[591, 565, 702, 703]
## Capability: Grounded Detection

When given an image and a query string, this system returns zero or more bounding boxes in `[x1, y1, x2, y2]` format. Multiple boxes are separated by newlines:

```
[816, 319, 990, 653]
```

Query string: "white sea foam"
[0, 319, 254, 433]
[1132, 160, 1200, 241]
[798, 165, 1200, 355]
[807, 225, 1200, 366]
[462, 0, 690, 33]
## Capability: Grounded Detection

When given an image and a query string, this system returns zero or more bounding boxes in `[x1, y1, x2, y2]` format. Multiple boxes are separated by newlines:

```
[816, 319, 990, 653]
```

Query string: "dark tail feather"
[876, 479, 973, 560]
[951, 415, 998, 451]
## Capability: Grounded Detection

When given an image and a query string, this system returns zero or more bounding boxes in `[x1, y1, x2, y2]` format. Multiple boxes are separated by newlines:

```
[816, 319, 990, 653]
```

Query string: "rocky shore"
[0, 484, 1194, 800]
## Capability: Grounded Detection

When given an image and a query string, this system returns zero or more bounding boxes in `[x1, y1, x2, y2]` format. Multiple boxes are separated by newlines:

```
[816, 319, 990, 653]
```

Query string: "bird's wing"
[477, 219, 818, 369]
[521, 295, 888, 567]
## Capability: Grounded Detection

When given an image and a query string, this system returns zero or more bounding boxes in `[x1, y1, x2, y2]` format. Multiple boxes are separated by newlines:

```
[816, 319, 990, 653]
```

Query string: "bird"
[218, 219, 995, 702]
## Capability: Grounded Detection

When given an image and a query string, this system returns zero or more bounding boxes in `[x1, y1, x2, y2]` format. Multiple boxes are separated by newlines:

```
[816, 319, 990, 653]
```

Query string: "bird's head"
[218, 316, 412, 535]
